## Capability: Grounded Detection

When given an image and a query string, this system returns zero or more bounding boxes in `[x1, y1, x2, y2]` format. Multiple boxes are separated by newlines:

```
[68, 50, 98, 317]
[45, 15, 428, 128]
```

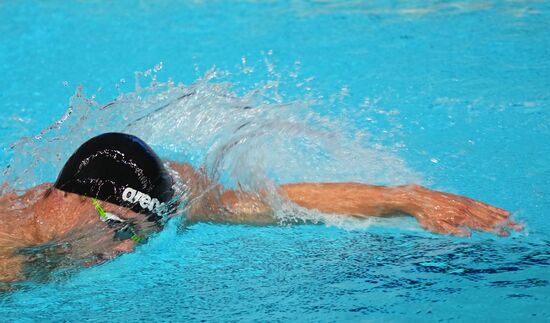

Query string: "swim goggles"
[91, 198, 144, 243]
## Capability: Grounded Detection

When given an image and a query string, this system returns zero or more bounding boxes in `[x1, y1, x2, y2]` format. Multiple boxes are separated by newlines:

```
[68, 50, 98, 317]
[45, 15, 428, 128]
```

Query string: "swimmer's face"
[58, 190, 142, 221]
[82, 194, 162, 240]
[47, 188, 144, 226]
[33, 187, 157, 264]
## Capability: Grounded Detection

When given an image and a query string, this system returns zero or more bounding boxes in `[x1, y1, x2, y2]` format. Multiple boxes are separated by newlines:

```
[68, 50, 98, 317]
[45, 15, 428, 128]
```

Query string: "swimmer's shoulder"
[0, 185, 50, 247]
[0, 183, 50, 211]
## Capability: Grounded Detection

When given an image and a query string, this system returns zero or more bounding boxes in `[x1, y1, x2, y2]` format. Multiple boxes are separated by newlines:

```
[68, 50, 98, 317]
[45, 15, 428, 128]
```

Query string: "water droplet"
[154, 62, 163, 72]
[340, 86, 349, 97]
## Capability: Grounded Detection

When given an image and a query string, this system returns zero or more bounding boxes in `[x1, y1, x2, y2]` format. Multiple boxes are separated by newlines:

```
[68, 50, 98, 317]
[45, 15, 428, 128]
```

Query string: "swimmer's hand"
[405, 185, 521, 237]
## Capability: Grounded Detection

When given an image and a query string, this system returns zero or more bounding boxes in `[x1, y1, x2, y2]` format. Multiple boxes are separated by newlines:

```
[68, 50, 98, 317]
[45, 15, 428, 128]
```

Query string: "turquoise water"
[1, 1, 549, 321]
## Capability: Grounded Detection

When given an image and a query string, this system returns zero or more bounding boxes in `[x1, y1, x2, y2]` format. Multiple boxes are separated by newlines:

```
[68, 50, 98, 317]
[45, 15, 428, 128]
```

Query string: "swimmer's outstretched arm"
[168, 162, 520, 236]
[219, 183, 520, 236]
[274, 183, 520, 236]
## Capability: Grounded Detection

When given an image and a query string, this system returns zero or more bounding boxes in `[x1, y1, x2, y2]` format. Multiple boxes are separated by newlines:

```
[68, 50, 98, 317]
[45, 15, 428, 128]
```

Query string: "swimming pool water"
[1, 1, 549, 321]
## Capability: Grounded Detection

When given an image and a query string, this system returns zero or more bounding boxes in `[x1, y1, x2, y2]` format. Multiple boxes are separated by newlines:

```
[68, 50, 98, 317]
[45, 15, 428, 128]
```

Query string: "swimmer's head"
[53, 132, 174, 222]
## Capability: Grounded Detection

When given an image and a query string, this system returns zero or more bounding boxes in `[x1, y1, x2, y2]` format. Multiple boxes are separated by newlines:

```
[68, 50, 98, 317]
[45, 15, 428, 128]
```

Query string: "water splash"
[1, 61, 421, 227]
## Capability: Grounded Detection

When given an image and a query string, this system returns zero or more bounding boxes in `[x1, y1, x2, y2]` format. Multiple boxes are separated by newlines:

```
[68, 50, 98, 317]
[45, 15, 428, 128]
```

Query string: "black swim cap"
[54, 133, 174, 221]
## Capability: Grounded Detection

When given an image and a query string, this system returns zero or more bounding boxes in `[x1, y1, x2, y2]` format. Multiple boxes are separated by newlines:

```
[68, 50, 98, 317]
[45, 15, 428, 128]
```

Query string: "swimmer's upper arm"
[166, 161, 277, 224]
[166, 161, 223, 220]
[166, 162, 200, 182]
[166, 161, 217, 201]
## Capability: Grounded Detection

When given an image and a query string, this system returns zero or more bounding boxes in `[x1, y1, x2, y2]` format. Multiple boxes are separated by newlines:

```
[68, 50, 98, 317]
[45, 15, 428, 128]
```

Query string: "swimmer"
[0, 133, 521, 283]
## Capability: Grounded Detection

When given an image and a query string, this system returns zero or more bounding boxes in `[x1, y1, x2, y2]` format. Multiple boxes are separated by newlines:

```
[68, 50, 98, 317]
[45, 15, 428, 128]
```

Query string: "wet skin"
[0, 162, 521, 282]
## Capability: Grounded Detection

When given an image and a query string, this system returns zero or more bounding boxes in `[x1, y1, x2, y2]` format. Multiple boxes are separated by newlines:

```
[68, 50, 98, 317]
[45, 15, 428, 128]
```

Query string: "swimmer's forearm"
[279, 183, 418, 217]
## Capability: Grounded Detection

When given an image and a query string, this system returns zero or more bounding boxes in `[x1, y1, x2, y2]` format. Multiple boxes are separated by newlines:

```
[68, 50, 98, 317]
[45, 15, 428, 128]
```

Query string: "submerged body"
[0, 134, 520, 283]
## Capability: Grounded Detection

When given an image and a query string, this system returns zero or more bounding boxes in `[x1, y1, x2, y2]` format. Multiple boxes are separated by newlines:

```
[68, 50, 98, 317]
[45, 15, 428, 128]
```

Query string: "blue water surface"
[0, 1, 549, 322]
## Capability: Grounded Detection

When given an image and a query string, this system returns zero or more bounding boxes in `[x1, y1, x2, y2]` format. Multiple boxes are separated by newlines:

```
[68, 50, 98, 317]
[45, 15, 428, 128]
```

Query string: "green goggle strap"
[91, 198, 144, 243]
[91, 198, 108, 221]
